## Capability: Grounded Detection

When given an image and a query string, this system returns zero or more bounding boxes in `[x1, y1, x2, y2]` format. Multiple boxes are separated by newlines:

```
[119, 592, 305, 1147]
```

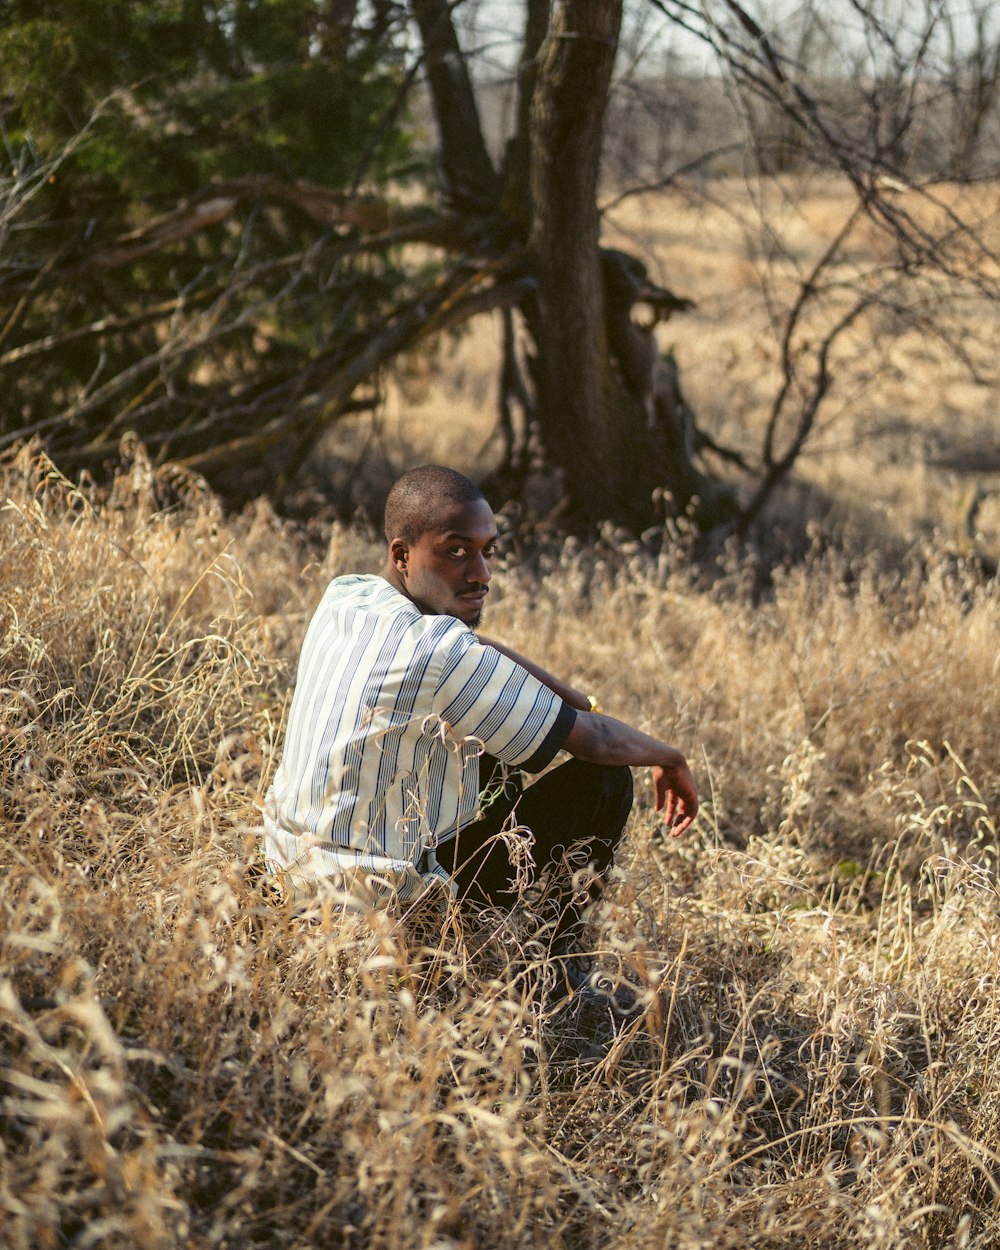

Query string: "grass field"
[2, 175, 1000, 1248]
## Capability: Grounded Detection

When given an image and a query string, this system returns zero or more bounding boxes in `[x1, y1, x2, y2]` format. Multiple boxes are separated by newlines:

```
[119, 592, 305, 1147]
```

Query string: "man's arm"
[564, 711, 698, 838]
[478, 634, 591, 710]
[480, 633, 698, 837]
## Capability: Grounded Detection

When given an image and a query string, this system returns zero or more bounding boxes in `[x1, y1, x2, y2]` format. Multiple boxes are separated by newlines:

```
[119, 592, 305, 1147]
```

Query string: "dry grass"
[3, 418, 1000, 1248]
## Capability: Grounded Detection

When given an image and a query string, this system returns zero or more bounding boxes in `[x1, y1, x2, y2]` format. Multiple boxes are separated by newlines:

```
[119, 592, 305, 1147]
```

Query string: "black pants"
[434, 759, 633, 949]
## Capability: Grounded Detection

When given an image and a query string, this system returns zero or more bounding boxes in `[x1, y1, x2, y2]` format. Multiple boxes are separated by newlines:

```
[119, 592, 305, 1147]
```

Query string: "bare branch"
[410, 0, 502, 210]
[1, 177, 475, 297]
[738, 294, 875, 534]
[599, 144, 749, 213]
[174, 261, 499, 477]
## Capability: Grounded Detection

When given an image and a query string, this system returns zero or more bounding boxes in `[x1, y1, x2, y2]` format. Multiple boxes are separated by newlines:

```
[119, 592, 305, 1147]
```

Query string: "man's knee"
[518, 758, 633, 847]
[574, 759, 632, 817]
[566, 760, 633, 837]
[602, 763, 633, 811]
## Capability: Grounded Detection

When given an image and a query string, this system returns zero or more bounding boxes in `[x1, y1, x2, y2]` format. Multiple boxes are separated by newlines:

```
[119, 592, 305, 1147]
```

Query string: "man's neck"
[381, 561, 415, 608]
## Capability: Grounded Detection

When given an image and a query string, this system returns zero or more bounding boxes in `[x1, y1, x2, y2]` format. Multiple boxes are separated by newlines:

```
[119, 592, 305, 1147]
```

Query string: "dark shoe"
[554, 953, 638, 1017]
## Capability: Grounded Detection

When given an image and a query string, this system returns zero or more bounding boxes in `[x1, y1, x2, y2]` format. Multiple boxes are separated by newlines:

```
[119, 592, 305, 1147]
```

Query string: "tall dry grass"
[2, 438, 1000, 1248]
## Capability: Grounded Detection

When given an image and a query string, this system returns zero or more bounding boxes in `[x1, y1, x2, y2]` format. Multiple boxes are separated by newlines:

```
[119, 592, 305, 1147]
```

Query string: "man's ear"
[389, 538, 409, 571]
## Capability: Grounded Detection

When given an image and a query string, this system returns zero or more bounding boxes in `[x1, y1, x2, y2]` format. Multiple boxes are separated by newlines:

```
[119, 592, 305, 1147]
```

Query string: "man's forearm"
[479, 641, 698, 835]
[564, 710, 686, 771]
[478, 634, 590, 711]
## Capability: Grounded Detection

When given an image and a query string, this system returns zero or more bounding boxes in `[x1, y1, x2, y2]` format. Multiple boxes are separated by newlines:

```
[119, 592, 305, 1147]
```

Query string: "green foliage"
[1, 0, 410, 190]
[0, 0, 419, 500]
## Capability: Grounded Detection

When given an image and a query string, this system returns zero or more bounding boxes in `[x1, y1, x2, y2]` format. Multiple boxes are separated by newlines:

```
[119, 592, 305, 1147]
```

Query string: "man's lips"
[461, 589, 488, 604]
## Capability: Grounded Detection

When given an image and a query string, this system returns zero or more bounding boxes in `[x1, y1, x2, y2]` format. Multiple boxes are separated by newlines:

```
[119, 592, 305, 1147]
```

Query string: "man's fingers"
[663, 788, 697, 837]
[666, 795, 693, 837]
[653, 766, 666, 811]
[653, 765, 698, 835]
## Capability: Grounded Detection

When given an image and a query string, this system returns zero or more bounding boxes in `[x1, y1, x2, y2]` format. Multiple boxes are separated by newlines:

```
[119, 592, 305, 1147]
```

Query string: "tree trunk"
[410, 0, 501, 211]
[499, 0, 550, 230]
[526, 1, 737, 530]
[528, 0, 629, 524]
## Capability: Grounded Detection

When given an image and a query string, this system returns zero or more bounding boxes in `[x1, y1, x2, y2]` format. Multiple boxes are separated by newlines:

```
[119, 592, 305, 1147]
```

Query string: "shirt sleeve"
[433, 633, 576, 773]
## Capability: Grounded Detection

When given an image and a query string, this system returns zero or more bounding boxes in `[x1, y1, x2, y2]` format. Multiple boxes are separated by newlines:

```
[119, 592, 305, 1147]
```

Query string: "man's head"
[383, 465, 497, 626]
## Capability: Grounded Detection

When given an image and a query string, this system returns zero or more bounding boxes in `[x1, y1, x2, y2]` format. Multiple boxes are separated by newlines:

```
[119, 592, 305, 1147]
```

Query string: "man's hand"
[564, 711, 700, 836]
[653, 761, 698, 837]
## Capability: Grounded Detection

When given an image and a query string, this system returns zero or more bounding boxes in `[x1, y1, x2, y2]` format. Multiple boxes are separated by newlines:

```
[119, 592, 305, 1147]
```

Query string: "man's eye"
[448, 546, 467, 558]
[483, 546, 496, 559]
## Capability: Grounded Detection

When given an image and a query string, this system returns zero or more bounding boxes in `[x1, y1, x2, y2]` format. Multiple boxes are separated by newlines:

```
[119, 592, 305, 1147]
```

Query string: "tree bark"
[500, 0, 551, 229]
[528, 0, 625, 523]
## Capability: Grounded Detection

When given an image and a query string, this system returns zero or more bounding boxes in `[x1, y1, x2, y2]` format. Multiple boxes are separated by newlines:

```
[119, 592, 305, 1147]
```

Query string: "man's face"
[391, 499, 497, 626]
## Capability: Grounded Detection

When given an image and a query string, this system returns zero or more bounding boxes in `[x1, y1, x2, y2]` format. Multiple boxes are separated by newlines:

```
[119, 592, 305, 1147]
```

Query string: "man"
[263, 465, 697, 969]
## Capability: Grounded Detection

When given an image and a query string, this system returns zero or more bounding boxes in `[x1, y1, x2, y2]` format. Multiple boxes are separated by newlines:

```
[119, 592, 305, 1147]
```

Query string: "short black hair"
[384, 465, 486, 544]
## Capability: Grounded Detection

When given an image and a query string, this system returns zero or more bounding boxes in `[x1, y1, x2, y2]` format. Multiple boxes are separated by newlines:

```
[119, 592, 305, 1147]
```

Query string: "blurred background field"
[3, 157, 1000, 1245]
[328, 173, 1000, 565]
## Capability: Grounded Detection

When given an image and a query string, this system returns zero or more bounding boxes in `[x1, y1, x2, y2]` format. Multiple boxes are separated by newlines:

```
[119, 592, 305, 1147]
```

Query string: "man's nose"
[469, 551, 492, 584]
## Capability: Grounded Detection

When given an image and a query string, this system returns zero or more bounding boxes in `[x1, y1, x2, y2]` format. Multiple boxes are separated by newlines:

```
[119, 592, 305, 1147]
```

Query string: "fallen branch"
[3, 176, 480, 294]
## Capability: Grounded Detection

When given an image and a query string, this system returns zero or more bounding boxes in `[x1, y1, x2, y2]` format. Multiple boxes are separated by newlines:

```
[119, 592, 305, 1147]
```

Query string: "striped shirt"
[262, 575, 575, 903]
